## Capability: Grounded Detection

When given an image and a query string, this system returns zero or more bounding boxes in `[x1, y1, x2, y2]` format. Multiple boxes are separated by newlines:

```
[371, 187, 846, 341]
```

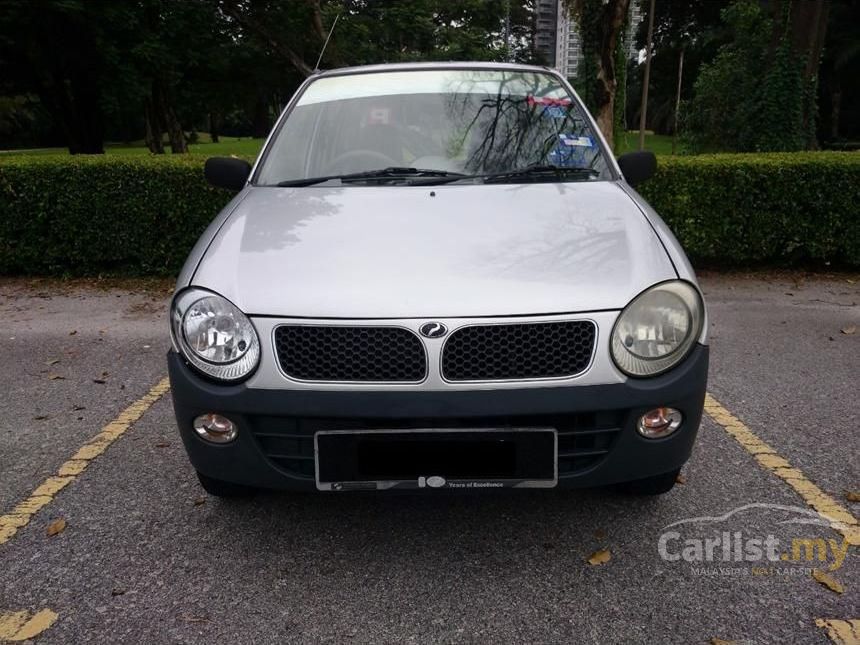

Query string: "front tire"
[621, 468, 681, 495]
[196, 471, 256, 497]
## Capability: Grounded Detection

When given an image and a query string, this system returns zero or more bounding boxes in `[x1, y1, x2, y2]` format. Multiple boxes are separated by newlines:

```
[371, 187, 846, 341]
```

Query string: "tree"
[683, 0, 831, 152]
[566, 0, 631, 146]
[0, 0, 116, 153]
[817, 0, 860, 143]
[627, 0, 729, 136]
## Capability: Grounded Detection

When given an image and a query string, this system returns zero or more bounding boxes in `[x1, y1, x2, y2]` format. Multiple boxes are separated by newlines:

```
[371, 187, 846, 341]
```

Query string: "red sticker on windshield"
[526, 95, 571, 107]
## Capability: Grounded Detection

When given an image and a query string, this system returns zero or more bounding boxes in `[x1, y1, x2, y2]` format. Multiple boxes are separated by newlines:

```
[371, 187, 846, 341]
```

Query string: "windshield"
[255, 69, 611, 186]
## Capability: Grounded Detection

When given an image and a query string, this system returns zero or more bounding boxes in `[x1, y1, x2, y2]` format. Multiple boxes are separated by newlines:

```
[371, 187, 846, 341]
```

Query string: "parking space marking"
[815, 619, 860, 645]
[0, 609, 58, 642]
[0, 377, 170, 547]
[704, 394, 859, 546]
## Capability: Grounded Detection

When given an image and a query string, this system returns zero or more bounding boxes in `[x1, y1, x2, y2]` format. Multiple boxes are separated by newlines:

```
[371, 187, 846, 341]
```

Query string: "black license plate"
[315, 428, 557, 491]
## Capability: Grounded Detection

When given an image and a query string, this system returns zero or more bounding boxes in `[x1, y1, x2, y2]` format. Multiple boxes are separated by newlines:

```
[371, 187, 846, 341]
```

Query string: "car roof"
[313, 61, 558, 78]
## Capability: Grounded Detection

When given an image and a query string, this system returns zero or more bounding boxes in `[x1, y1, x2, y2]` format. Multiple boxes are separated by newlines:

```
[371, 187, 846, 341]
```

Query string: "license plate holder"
[315, 428, 557, 491]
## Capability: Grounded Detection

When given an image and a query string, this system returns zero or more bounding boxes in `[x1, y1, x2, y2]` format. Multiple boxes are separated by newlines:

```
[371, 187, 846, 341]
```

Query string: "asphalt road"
[0, 274, 857, 644]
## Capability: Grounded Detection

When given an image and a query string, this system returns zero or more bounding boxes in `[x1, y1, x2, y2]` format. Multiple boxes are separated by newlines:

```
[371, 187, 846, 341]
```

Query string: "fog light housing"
[193, 413, 238, 443]
[637, 407, 682, 439]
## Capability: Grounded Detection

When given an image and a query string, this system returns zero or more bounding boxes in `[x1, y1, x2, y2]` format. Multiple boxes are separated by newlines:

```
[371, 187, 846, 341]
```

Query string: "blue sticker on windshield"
[549, 134, 594, 166]
[543, 105, 568, 119]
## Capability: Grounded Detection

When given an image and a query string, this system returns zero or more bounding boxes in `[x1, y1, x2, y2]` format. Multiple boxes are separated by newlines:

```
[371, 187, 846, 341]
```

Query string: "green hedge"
[638, 152, 860, 267]
[0, 151, 858, 275]
[0, 155, 242, 275]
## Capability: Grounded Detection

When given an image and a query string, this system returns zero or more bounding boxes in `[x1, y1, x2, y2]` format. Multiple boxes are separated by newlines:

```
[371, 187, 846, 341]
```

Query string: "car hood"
[192, 182, 676, 318]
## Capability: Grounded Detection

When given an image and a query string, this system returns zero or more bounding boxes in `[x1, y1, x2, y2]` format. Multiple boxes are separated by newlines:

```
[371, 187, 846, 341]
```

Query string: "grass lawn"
[615, 131, 677, 155]
[1, 131, 683, 159]
[0, 135, 265, 158]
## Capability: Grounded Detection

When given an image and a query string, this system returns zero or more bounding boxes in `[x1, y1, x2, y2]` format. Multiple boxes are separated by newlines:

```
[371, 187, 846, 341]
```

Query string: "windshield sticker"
[368, 107, 390, 124]
[559, 134, 593, 147]
[526, 95, 571, 107]
[542, 105, 569, 118]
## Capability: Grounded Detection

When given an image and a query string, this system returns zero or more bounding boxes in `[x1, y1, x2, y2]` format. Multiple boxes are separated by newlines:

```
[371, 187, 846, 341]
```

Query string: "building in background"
[533, 0, 559, 66]
[550, 0, 642, 79]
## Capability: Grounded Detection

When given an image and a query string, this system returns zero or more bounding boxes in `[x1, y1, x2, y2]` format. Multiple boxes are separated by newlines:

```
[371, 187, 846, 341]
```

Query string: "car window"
[255, 69, 611, 185]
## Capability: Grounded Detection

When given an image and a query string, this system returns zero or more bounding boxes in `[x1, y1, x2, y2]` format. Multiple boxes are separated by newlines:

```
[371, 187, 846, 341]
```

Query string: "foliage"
[1, 152, 858, 276]
[817, 0, 860, 144]
[0, 0, 539, 153]
[567, 0, 631, 147]
[682, 0, 820, 153]
[638, 152, 860, 265]
[627, 0, 729, 135]
[0, 155, 242, 274]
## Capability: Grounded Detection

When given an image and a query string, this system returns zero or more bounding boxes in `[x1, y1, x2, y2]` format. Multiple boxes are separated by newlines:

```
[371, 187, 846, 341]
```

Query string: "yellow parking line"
[704, 394, 859, 546]
[815, 619, 860, 645]
[0, 609, 58, 642]
[0, 377, 170, 547]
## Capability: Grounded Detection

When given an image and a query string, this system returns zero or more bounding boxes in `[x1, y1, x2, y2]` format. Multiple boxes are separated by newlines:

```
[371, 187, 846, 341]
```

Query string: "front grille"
[442, 321, 596, 381]
[274, 325, 427, 382]
[251, 411, 623, 480]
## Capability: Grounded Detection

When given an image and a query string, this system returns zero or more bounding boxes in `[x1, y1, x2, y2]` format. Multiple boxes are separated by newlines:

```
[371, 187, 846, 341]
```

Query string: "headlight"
[171, 289, 260, 381]
[610, 281, 703, 377]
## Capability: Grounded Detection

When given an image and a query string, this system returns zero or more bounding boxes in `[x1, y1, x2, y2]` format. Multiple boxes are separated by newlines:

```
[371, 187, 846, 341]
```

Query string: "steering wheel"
[323, 150, 398, 175]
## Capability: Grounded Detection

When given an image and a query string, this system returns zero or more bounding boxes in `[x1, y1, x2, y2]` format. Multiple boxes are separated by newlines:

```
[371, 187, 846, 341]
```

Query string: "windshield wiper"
[276, 167, 465, 187]
[409, 164, 600, 186]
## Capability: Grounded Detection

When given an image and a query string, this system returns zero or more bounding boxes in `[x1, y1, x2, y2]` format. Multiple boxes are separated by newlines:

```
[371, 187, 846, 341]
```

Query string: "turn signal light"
[193, 413, 238, 443]
[637, 407, 682, 439]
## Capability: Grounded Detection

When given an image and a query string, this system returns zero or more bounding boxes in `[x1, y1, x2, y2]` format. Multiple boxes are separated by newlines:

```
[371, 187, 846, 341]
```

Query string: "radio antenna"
[314, 12, 341, 72]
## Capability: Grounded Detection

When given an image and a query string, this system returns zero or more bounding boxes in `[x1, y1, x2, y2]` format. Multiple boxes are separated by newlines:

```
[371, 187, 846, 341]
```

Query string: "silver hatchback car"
[168, 62, 708, 497]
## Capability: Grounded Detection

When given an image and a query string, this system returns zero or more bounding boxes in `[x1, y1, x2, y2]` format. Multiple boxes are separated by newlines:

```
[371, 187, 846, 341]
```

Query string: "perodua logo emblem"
[419, 322, 448, 338]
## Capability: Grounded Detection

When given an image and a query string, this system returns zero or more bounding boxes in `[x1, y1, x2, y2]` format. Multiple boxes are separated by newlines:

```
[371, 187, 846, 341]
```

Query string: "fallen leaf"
[48, 373, 65, 380]
[111, 588, 126, 596]
[46, 518, 66, 536]
[181, 614, 211, 623]
[34, 414, 49, 421]
[845, 491, 860, 503]
[841, 325, 856, 335]
[676, 473, 687, 484]
[155, 441, 170, 448]
[812, 569, 844, 594]
[69, 330, 77, 336]
[193, 497, 206, 506]
[587, 548, 611, 566]
[72, 404, 86, 411]
[92, 378, 106, 384]
[101, 370, 109, 377]
[45, 358, 60, 366]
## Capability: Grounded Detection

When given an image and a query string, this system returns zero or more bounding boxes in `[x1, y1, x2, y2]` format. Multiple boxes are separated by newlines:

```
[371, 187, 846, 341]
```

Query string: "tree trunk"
[152, 79, 188, 154]
[770, 0, 831, 149]
[571, 0, 631, 145]
[830, 81, 841, 141]
[209, 112, 220, 143]
[31, 8, 105, 154]
[144, 98, 165, 154]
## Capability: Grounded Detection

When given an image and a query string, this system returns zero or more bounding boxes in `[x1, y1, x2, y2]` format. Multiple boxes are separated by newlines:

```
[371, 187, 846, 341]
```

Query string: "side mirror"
[617, 151, 657, 188]
[204, 157, 252, 191]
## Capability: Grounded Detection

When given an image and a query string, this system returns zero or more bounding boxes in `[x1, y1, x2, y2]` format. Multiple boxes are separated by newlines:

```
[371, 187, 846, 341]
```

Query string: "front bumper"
[167, 344, 709, 491]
